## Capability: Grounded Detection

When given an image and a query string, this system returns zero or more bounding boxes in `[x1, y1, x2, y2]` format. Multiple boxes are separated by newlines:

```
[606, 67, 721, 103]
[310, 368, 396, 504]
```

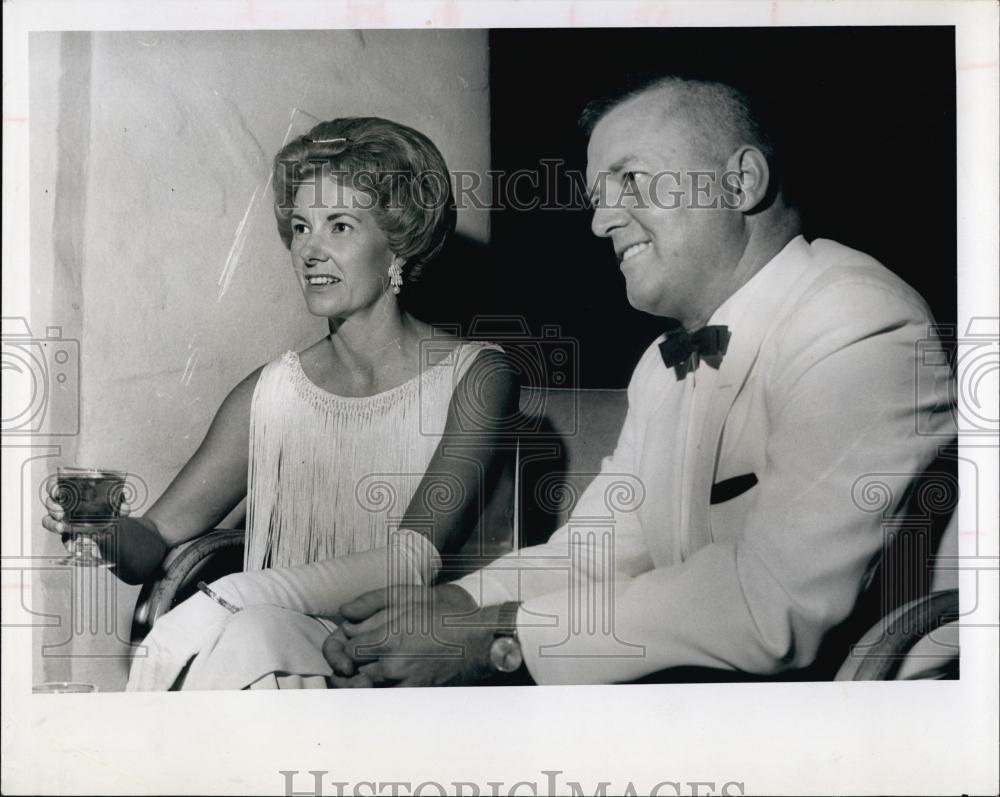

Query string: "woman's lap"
[180, 606, 337, 690]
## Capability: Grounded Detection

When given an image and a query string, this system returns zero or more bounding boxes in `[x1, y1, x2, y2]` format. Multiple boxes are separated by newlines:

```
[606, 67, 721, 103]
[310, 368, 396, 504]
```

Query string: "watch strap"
[494, 601, 521, 639]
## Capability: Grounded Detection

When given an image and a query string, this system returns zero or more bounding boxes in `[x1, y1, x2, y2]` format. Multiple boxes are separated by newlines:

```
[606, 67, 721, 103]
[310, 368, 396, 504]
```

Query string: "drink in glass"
[54, 466, 128, 567]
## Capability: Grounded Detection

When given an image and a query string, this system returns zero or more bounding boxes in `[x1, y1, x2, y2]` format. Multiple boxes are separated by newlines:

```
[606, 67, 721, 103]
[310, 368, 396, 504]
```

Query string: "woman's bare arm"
[45, 366, 263, 583]
[399, 348, 520, 560]
[142, 366, 263, 547]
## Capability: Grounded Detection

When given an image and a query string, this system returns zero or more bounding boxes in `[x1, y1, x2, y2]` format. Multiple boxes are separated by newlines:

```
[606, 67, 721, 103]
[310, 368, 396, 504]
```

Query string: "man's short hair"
[579, 75, 778, 168]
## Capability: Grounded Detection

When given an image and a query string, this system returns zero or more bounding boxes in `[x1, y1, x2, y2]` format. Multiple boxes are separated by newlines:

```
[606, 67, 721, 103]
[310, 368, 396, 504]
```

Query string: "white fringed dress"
[244, 342, 499, 571]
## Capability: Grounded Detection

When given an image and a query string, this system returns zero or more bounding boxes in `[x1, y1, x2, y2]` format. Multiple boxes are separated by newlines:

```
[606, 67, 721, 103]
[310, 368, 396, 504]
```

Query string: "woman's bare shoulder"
[297, 337, 333, 362]
[420, 326, 466, 366]
[452, 344, 519, 397]
[291, 338, 336, 380]
[219, 363, 268, 415]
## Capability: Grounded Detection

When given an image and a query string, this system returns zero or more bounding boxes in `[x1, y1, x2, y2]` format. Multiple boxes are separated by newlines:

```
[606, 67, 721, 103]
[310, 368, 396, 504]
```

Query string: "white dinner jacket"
[455, 235, 956, 684]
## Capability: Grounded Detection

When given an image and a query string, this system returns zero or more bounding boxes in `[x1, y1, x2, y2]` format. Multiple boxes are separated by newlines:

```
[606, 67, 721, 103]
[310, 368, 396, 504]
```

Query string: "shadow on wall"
[405, 235, 586, 392]
[403, 233, 492, 329]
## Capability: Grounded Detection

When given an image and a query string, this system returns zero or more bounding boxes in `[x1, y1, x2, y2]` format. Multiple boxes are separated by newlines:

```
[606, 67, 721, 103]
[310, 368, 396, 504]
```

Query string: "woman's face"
[289, 173, 397, 319]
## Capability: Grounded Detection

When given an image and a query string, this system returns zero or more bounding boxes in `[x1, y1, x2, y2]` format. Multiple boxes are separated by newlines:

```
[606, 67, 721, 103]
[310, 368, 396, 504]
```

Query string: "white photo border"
[2, 2, 997, 795]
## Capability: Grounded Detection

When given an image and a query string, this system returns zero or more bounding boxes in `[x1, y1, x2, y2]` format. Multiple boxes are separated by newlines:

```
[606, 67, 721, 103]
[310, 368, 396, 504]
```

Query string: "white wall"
[30, 29, 490, 690]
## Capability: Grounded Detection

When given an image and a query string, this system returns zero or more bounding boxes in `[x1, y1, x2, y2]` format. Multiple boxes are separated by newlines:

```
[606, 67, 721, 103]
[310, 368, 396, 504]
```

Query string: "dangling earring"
[388, 259, 403, 295]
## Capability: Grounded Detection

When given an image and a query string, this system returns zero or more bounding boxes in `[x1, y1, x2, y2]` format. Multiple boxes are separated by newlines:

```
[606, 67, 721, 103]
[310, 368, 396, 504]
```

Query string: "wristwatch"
[488, 601, 524, 674]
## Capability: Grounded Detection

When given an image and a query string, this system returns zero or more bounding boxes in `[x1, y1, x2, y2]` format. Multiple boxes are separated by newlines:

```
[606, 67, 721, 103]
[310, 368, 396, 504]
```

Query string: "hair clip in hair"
[303, 136, 350, 149]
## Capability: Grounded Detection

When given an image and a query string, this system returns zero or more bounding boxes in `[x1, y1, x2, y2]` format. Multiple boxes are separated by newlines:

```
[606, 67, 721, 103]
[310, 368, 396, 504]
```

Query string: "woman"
[44, 117, 518, 689]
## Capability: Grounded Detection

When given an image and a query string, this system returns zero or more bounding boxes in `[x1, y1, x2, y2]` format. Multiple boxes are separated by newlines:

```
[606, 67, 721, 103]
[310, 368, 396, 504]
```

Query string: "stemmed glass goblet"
[52, 466, 128, 568]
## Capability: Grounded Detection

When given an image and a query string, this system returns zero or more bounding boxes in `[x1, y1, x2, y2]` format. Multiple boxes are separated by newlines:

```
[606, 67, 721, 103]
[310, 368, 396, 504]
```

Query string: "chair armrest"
[130, 529, 246, 644]
[835, 589, 959, 680]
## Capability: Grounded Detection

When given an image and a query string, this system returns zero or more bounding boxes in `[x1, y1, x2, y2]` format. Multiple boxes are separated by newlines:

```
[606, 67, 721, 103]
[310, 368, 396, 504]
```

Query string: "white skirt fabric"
[180, 606, 337, 690]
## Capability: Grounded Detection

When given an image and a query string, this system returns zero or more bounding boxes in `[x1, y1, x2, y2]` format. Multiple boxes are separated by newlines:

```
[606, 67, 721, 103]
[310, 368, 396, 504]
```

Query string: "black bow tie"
[658, 320, 731, 379]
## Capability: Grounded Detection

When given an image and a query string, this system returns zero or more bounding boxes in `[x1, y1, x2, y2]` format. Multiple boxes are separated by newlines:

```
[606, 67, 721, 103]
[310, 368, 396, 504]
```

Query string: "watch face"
[489, 635, 523, 673]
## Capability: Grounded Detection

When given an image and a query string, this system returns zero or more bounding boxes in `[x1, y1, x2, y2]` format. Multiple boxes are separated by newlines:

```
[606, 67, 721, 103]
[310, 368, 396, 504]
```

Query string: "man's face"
[586, 91, 745, 325]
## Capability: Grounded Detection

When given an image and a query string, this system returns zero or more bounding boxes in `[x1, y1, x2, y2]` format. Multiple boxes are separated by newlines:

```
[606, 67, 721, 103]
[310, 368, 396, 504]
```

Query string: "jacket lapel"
[681, 236, 820, 559]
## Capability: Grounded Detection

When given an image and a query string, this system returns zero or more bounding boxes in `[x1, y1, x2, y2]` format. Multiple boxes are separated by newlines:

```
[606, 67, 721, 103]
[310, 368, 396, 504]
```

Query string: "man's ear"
[724, 146, 771, 213]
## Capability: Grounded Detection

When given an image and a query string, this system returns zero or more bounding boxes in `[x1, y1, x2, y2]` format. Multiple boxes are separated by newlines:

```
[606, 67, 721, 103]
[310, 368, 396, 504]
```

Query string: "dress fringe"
[244, 344, 496, 571]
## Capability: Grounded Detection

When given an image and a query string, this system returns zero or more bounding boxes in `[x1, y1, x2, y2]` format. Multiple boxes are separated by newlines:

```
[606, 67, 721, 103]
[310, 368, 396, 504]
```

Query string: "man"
[323, 76, 956, 686]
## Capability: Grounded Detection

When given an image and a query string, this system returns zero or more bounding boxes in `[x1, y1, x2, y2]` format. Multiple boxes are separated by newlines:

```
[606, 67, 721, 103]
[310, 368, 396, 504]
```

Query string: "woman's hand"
[40, 488, 71, 541]
[42, 479, 166, 583]
[40, 483, 132, 556]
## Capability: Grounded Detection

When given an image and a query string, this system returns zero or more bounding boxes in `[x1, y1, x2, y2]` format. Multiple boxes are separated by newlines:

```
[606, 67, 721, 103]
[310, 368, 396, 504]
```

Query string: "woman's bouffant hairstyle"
[272, 118, 456, 288]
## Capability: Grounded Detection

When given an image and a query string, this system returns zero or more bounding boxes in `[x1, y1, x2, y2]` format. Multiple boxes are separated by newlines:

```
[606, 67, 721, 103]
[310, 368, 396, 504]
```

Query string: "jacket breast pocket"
[709, 473, 759, 543]
[710, 473, 758, 505]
